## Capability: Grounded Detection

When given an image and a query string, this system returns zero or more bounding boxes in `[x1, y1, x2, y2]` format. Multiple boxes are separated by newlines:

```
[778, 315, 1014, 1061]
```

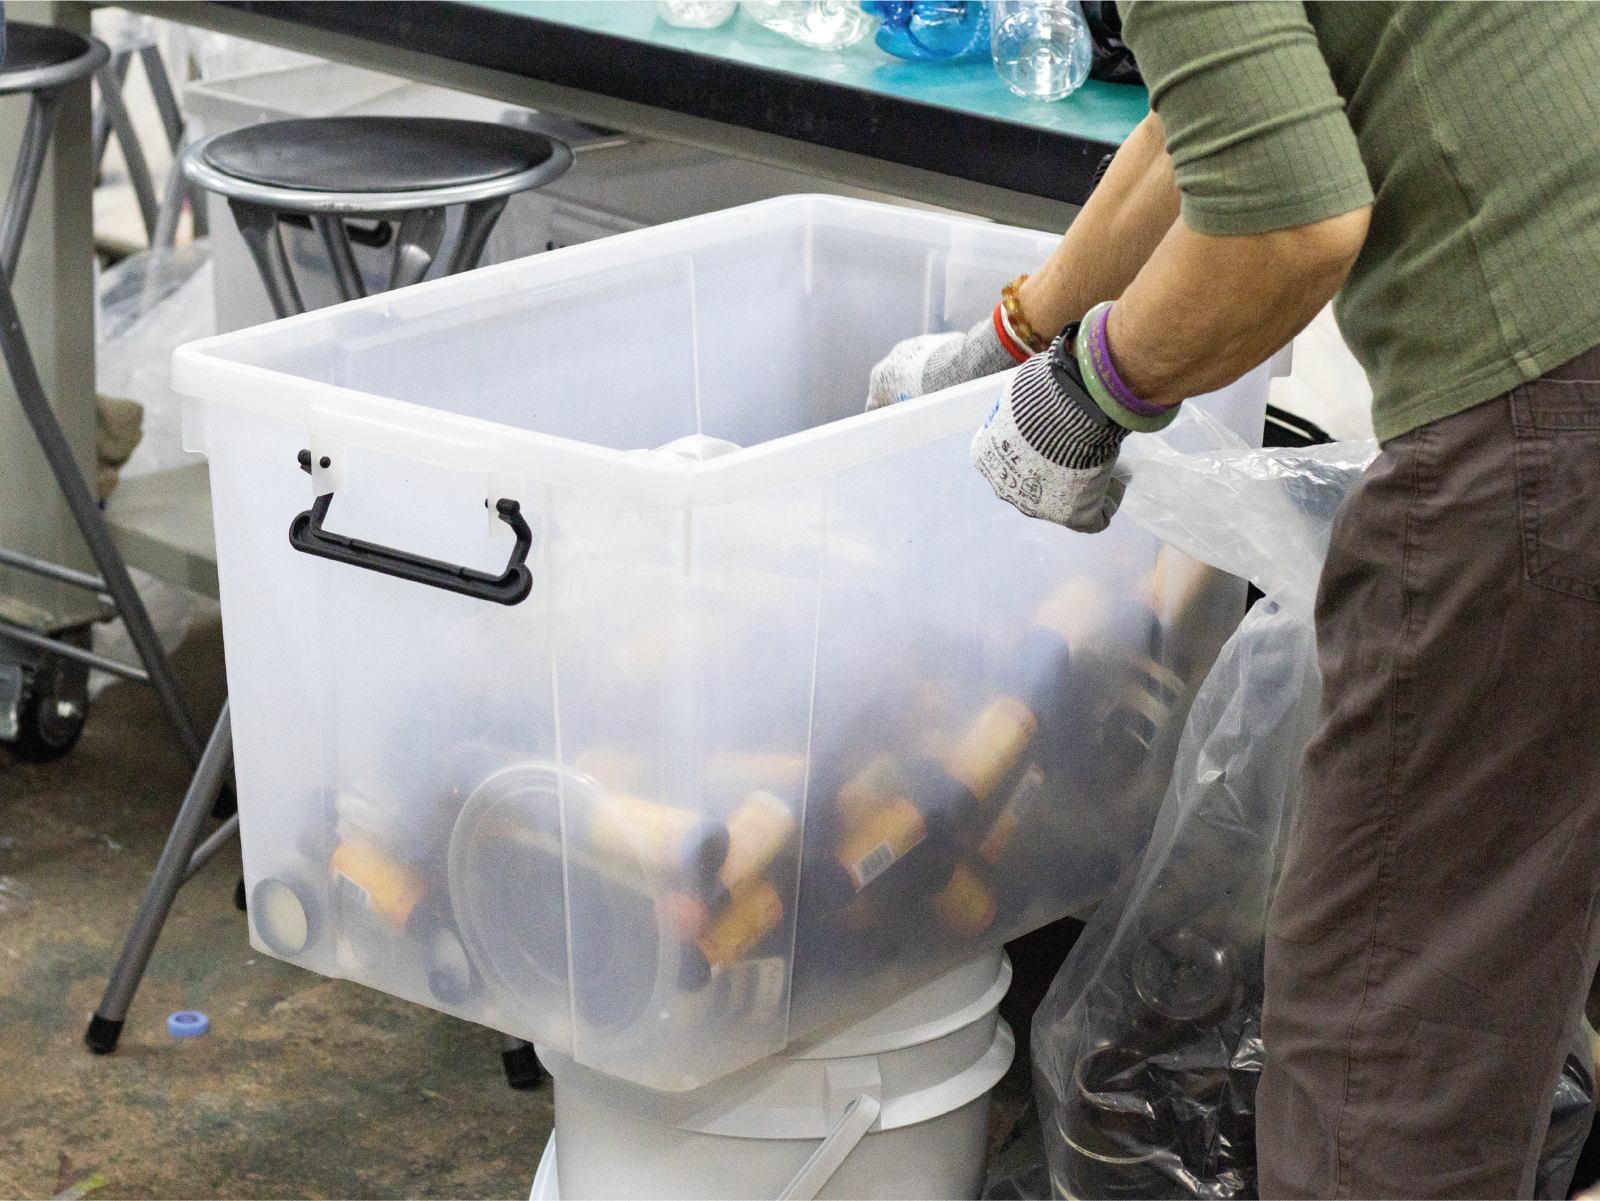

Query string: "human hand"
[969, 333, 1135, 533]
[865, 311, 1024, 411]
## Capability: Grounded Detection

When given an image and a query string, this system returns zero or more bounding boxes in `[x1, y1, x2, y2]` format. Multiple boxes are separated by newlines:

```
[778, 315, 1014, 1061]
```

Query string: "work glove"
[866, 312, 1022, 410]
[970, 331, 1135, 534]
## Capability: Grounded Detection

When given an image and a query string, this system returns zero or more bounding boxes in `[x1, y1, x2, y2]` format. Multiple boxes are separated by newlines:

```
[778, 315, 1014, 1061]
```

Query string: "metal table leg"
[86, 702, 232, 1054]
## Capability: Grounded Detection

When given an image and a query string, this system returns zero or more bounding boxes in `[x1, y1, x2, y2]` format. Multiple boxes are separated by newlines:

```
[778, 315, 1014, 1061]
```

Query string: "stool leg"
[229, 200, 305, 318]
[187, 181, 210, 239]
[95, 60, 159, 242]
[86, 703, 233, 1054]
[500, 1033, 545, 1090]
[312, 214, 366, 302]
[151, 146, 185, 250]
[139, 44, 183, 152]
[447, 196, 509, 276]
[138, 42, 209, 241]
[91, 52, 132, 173]
[183, 812, 239, 884]
[389, 206, 447, 290]
[0, 273, 204, 764]
[0, 90, 62, 280]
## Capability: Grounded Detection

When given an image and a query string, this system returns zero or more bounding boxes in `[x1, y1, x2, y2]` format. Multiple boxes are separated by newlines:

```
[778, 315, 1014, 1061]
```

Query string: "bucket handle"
[289, 449, 534, 605]
[776, 1092, 881, 1201]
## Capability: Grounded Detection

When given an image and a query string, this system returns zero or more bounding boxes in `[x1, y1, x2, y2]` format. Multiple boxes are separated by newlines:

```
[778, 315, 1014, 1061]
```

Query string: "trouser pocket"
[1513, 374, 1600, 602]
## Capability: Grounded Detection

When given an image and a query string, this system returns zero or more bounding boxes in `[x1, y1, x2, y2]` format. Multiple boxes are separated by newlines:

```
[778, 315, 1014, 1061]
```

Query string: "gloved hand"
[971, 329, 1171, 533]
[866, 311, 1023, 410]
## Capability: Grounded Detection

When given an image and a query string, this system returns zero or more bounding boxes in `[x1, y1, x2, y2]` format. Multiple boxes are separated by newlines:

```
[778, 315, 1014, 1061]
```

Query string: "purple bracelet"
[1084, 302, 1174, 420]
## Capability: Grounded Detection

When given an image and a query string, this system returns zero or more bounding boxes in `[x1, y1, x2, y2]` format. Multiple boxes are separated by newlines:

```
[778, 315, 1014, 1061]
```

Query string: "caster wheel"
[5, 632, 90, 761]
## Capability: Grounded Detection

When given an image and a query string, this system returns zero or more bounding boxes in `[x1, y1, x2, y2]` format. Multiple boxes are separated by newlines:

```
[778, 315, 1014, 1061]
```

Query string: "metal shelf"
[103, 461, 218, 600]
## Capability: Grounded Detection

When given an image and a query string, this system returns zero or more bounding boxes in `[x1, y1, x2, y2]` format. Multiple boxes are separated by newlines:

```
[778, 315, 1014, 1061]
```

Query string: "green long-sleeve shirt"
[1122, 1, 1600, 441]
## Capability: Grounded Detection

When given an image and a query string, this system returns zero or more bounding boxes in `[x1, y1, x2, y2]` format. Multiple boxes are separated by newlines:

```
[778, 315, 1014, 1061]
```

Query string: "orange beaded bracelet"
[1000, 274, 1050, 355]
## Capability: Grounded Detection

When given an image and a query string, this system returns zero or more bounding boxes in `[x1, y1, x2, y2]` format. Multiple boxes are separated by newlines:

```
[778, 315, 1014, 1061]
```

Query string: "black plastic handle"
[289, 449, 533, 605]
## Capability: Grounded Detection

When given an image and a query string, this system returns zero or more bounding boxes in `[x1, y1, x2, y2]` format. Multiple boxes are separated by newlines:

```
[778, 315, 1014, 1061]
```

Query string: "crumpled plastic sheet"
[1020, 409, 1593, 1198]
[89, 243, 221, 694]
[97, 240, 214, 481]
[1114, 405, 1377, 625]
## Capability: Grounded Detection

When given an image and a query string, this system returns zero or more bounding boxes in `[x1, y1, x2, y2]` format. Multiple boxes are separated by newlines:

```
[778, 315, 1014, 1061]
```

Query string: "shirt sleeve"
[1122, 1, 1374, 236]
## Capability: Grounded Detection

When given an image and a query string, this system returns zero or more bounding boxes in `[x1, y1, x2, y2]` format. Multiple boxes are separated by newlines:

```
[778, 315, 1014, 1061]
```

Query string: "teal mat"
[466, 0, 1147, 144]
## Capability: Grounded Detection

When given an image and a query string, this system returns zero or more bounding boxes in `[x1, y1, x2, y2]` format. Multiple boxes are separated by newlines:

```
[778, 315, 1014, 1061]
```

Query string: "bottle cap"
[167, 1010, 209, 1038]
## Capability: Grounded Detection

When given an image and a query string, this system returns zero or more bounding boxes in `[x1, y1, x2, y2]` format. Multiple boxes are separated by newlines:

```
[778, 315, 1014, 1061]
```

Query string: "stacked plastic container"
[172, 196, 1266, 1094]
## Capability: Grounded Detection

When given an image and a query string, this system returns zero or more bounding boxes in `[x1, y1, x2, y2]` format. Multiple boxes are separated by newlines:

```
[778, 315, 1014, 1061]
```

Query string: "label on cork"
[329, 841, 423, 930]
[979, 764, 1045, 865]
[853, 842, 896, 889]
[698, 879, 784, 967]
[932, 861, 997, 938]
[335, 869, 371, 909]
[835, 796, 927, 892]
[945, 696, 1038, 805]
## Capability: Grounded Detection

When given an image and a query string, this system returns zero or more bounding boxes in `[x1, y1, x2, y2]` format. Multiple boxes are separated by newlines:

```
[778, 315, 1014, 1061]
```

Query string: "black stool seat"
[3, 22, 88, 73]
[0, 22, 107, 96]
[202, 117, 560, 194]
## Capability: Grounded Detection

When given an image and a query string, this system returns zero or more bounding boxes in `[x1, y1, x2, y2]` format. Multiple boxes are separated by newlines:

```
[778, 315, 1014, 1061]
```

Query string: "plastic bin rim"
[174, 195, 1049, 505]
[174, 344, 1011, 509]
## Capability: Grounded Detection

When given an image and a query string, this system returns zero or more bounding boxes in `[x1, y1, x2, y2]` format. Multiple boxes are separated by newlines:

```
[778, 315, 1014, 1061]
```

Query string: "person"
[868, 4, 1600, 1196]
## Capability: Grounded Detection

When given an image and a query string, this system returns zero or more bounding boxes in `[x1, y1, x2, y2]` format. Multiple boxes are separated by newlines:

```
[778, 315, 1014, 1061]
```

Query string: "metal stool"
[88, 115, 572, 1080]
[91, 10, 208, 249]
[182, 115, 572, 316]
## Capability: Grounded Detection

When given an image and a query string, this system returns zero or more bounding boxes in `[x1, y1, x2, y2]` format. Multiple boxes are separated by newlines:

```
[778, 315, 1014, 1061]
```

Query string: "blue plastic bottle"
[863, 1, 991, 62]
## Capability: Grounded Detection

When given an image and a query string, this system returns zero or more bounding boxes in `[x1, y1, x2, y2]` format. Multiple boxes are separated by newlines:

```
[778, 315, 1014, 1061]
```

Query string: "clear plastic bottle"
[862, 1, 990, 62]
[656, 0, 739, 28]
[988, 0, 1092, 101]
[743, 1, 875, 51]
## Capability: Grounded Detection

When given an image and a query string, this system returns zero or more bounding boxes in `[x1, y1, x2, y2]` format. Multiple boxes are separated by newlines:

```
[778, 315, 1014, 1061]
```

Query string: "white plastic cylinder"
[535, 951, 1015, 1200]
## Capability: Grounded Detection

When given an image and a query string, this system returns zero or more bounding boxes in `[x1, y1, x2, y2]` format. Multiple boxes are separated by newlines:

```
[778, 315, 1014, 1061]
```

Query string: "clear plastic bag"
[1029, 409, 1593, 1198]
[96, 241, 213, 480]
[1032, 597, 1319, 1199]
[1029, 410, 1370, 1198]
[91, 243, 221, 693]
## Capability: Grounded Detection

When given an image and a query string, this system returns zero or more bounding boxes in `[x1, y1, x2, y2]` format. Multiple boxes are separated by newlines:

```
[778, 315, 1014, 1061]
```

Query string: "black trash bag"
[1536, 1020, 1597, 1201]
[1083, 1, 1142, 85]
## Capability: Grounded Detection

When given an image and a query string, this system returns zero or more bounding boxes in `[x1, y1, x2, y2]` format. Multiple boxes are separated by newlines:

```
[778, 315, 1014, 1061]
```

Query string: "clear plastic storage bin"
[172, 196, 1267, 1092]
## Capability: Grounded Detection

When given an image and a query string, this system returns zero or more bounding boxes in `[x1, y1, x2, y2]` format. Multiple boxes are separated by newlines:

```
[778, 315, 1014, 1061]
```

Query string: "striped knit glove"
[866, 312, 1022, 411]
[970, 333, 1132, 534]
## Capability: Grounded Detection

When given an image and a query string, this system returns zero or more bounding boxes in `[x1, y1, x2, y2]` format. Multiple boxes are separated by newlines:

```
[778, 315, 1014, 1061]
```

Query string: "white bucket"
[533, 950, 1014, 1200]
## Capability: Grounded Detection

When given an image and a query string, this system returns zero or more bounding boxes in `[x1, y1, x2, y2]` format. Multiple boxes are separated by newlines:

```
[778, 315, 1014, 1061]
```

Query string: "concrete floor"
[0, 614, 1040, 1200]
[0, 619, 553, 1201]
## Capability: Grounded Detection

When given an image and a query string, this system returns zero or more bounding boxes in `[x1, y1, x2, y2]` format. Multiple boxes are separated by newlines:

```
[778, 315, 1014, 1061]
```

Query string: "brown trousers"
[1258, 343, 1600, 1199]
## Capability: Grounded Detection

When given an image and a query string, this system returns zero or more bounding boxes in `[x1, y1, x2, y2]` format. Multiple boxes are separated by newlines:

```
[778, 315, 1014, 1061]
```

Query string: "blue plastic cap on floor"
[167, 1010, 209, 1037]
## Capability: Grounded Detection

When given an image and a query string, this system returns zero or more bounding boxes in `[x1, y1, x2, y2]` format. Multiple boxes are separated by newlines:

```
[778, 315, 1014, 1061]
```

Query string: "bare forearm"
[1016, 112, 1180, 339]
[1108, 207, 1370, 406]
[1014, 108, 1369, 408]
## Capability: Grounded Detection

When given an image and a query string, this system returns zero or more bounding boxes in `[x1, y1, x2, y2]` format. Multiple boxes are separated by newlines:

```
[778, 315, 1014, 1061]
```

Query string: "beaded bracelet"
[992, 304, 1032, 363]
[1000, 275, 1050, 354]
[1074, 301, 1180, 433]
